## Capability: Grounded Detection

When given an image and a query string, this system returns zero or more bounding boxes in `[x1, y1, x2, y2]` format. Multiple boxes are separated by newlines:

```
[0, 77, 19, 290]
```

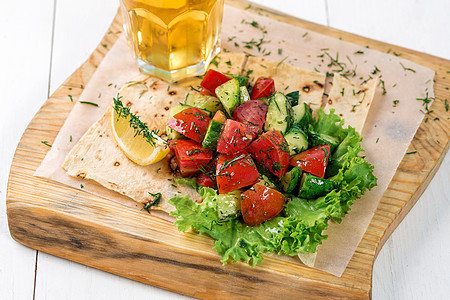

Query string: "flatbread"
[244, 56, 326, 109]
[62, 77, 196, 213]
[325, 74, 378, 133]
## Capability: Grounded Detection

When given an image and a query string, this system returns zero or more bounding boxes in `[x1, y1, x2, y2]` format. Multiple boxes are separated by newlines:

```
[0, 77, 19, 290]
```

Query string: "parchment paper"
[35, 5, 435, 277]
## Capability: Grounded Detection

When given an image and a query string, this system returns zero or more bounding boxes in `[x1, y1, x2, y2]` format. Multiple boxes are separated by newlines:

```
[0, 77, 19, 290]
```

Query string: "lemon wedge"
[111, 106, 170, 166]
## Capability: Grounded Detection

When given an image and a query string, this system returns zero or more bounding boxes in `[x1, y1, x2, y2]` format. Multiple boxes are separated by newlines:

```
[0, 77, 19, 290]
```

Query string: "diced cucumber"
[233, 75, 249, 87]
[202, 110, 226, 150]
[217, 190, 242, 221]
[292, 102, 312, 130]
[215, 78, 241, 116]
[285, 91, 300, 106]
[298, 173, 334, 199]
[239, 86, 251, 104]
[255, 162, 281, 190]
[309, 131, 340, 152]
[264, 92, 292, 134]
[284, 127, 309, 155]
[185, 94, 224, 114]
[281, 167, 301, 193]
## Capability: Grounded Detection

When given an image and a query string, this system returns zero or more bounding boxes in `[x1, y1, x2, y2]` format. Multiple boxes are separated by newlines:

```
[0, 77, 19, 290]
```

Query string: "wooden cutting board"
[7, 0, 449, 298]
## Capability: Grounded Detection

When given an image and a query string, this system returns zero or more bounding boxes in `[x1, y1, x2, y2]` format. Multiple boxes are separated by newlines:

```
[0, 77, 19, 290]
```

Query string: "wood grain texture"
[6, 0, 449, 298]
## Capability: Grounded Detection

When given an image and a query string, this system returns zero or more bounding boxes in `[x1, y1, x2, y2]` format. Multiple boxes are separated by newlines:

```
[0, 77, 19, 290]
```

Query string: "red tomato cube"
[251, 77, 275, 100]
[232, 100, 268, 130]
[166, 107, 211, 143]
[289, 144, 330, 178]
[216, 119, 260, 155]
[170, 139, 213, 177]
[215, 153, 259, 194]
[241, 184, 288, 226]
[248, 130, 290, 178]
[200, 70, 231, 96]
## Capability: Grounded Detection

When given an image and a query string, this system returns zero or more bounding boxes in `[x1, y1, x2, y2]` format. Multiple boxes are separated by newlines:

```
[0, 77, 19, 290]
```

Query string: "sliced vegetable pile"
[166, 69, 377, 266]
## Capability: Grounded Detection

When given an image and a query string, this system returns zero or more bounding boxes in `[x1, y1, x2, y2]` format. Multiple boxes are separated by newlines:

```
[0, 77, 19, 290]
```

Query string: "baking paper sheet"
[35, 5, 435, 277]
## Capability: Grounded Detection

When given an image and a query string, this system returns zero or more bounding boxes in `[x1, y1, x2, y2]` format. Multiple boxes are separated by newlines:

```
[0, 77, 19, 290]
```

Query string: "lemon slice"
[111, 107, 170, 166]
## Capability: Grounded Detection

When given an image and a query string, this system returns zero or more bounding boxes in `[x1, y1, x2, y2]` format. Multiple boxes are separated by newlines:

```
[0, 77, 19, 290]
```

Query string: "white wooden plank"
[0, 0, 55, 299]
[327, 0, 450, 59]
[48, 0, 119, 95]
[373, 153, 450, 300]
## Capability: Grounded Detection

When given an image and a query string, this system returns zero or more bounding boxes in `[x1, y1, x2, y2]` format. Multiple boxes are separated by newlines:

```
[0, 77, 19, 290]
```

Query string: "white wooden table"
[1, 0, 449, 299]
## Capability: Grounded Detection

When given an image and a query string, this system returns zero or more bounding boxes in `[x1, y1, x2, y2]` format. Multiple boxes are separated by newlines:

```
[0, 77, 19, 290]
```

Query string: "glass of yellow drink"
[120, 0, 224, 82]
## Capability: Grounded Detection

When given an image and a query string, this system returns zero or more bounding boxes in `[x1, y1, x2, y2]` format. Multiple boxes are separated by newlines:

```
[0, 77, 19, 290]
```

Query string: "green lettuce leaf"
[169, 108, 377, 266]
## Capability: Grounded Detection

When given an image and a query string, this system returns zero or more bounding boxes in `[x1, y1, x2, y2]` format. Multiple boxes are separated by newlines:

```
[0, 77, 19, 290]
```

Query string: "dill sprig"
[416, 92, 435, 115]
[113, 95, 166, 147]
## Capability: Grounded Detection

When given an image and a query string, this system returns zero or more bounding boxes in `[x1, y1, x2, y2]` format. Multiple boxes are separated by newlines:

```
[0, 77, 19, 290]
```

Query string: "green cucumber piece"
[239, 86, 251, 104]
[284, 127, 309, 155]
[292, 102, 312, 130]
[233, 75, 249, 87]
[202, 110, 226, 150]
[255, 162, 281, 190]
[281, 167, 301, 193]
[215, 78, 241, 116]
[185, 94, 224, 114]
[309, 131, 340, 152]
[298, 173, 334, 199]
[264, 92, 292, 134]
[217, 190, 242, 221]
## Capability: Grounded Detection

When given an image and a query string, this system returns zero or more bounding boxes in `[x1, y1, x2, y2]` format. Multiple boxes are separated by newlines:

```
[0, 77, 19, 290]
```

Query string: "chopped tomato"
[251, 77, 275, 100]
[216, 153, 259, 194]
[200, 70, 231, 96]
[170, 139, 213, 176]
[290, 144, 330, 178]
[232, 100, 268, 129]
[199, 87, 213, 96]
[216, 119, 260, 154]
[241, 184, 287, 226]
[248, 130, 289, 178]
[166, 107, 211, 143]
[196, 173, 215, 188]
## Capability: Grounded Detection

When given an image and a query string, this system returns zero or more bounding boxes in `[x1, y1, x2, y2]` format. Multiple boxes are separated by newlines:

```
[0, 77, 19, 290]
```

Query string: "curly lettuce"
[169, 108, 377, 266]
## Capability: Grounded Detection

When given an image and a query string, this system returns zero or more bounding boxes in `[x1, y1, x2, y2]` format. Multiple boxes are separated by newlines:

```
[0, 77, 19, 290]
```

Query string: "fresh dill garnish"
[102, 44, 107, 48]
[400, 62, 416, 73]
[113, 95, 167, 147]
[98, 92, 102, 98]
[372, 65, 381, 75]
[379, 79, 387, 95]
[108, 83, 113, 87]
[142, 192, 162, 213]
[302, 32, 308, 38]
[393, 100, 400, 107]
[416, 92, 435, 114]
[406, 151, 417, 155]
[68, 95, 73, 102]
[69, 135, 72, 142]
[393, 51, 402, 56]
[211, 56, 220, 68]
[445, 99, 449, 112]
[41, 141, 52, 147]
[80, 184, 84, 188]
[275, 56, 288, 73]
[242, 20, 267, 34]
[245, 4, 252, 10]
[80, 101, 99, 107]
[278, 48, 282, 55]
[225, 60, 232, 66]
[354, 50, 364, 55]
[376, 137, 379, 143]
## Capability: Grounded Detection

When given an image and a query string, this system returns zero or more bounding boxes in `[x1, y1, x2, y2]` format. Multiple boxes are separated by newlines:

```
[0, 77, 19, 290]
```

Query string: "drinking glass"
[120, 0, 224, 82]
